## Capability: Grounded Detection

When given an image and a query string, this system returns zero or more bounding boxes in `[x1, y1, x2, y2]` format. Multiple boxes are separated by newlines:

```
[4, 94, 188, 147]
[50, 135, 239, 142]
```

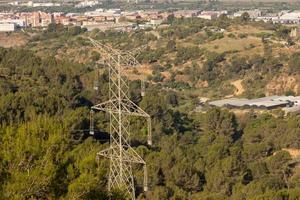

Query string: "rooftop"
[209, 95, 299, 109]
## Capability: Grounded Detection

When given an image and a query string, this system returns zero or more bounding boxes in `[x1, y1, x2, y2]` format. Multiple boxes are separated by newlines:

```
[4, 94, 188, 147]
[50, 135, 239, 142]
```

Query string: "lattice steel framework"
[88, 38, 152, 200]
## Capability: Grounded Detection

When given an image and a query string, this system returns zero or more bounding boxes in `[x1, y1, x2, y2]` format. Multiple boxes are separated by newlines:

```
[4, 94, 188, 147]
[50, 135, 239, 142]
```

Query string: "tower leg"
[144, 164, 148, 192]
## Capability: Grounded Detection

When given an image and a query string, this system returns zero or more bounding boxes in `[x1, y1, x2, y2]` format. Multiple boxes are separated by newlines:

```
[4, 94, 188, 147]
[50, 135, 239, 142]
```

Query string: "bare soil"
[0, 32, 28, 48]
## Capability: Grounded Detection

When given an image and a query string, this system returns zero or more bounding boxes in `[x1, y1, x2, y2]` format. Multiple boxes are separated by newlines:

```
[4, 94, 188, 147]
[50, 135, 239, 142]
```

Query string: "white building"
[27, 1, 33, 7]
[84, 9, 121, 19]
[198, 13, 218, 20]
[0, 19, 25, 27]
[107, 9, 122, 14]
[8, 1, 20, 6]
[27, 1, 61, 7]
[149, 19, 163, 26]
[75, 0, 100, 8]
[256, 16, 278, 23]
[0, 23, 16, 32]
[66, 13, 81, 17]
[277, 11, 300, 24]
[84, 9, 104, 16]
[234, 9, 262, 19]
[201, 10, 228, 17]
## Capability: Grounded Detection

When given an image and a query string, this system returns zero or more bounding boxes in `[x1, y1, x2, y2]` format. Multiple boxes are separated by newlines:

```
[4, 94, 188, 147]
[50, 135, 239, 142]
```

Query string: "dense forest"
[1, 15, 300, 200]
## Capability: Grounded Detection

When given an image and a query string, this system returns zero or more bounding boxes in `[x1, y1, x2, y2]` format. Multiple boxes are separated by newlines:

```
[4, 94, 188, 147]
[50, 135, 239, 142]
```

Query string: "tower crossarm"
[92, 99, 150, 118]
[88, 37, 122, 57]
[88, 37, 143, 68]
[121, 53, 140, 67]
[98, 146, 146, 164]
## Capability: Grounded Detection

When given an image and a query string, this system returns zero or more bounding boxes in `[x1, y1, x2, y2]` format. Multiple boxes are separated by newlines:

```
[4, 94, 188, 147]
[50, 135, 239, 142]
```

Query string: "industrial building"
[209, 96, 300, 114]
[82, 21, 135, 32]
[276, 11, 300, 24]
[283, 105, 300, 115]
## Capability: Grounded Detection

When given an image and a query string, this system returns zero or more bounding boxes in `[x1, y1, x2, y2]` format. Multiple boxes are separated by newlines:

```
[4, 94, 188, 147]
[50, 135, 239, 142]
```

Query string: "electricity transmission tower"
[88, 38, 152, 200]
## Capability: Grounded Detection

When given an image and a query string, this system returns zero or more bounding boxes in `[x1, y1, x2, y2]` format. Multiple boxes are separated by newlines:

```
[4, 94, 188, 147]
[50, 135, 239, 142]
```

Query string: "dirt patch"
[0, 32, 28, 48]
[202, 36, 263, 55]
[175, 74, 191, 83]
[149, 31, 161, 39]
[229, 25, 273, 35]
[282, 148, 300, 159]
[196, 80, 209, 88]
[123, 64, 152, 81]
[161, 71, 171, 79]
[231, 79, 245, 96]
[274, 148, 300, 160]
[266, 75, 299, 95]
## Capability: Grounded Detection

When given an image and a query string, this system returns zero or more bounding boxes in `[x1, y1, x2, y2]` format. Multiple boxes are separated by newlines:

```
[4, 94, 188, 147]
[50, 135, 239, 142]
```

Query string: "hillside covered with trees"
[1, 15, 300, 200]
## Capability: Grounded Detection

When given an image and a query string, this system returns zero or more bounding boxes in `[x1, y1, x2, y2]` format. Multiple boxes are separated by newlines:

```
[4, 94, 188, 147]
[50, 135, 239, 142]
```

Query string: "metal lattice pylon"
[88, 38, 152, 200]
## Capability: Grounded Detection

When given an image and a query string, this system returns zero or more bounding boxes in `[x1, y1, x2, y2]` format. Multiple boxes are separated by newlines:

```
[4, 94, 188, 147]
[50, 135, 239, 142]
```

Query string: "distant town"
[2, 0, 300, 32]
